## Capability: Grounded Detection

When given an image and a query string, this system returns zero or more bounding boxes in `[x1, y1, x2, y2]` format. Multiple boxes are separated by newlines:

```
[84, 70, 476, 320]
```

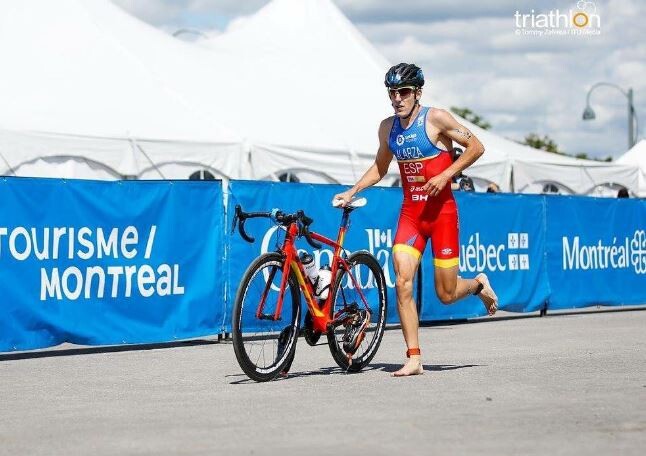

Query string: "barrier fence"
[1, 177, 644, 351]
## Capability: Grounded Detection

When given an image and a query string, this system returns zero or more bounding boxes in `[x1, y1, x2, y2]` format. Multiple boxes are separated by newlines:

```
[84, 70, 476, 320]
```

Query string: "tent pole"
[135, 142, 166, 179]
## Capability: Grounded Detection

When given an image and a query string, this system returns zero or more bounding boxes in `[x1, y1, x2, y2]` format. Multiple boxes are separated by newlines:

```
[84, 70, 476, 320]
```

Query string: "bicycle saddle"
[331, 196, 367, 209]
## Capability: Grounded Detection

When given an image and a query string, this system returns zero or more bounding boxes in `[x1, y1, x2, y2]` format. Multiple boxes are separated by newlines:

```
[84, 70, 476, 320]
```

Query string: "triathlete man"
[333, 63, 498, 377]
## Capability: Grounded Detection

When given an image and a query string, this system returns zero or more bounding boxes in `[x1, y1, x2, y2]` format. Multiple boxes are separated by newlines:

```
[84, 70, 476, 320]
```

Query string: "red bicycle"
[231, 198, 387, 382]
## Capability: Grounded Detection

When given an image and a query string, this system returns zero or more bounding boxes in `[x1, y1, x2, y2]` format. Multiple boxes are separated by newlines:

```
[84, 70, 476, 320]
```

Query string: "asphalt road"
[1, 308, 645, 455]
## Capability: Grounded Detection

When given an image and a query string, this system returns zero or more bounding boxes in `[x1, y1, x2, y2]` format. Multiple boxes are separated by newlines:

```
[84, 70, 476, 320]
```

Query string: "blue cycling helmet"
[384, 63, 424, 88]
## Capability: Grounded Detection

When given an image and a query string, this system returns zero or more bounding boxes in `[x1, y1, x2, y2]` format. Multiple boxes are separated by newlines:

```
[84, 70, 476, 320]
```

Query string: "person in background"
[450, 148, 475, 192]
[459, 175, 475, 192]
[617, 188, 629, 198]
[486, 183, 500, 193]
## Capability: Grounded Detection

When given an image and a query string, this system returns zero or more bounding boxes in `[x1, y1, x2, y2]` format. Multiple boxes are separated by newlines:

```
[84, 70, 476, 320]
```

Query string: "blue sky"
[113, 0, 645, 159]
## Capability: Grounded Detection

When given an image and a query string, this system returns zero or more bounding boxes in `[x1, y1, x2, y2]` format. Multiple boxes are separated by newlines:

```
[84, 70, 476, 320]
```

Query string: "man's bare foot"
[392, 357, 424, 377]
[475, 273, 498, 315]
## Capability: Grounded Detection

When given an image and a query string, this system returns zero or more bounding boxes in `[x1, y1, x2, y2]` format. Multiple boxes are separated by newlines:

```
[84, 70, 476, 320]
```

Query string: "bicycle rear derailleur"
[342, 308, 370, 356]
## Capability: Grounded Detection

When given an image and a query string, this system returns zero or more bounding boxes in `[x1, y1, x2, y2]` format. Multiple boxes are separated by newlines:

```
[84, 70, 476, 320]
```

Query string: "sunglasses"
[388, 86, 416, 98]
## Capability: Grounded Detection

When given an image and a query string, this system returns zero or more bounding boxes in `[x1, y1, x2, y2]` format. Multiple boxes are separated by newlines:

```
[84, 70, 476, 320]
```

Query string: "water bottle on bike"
[300, 252, 332, 301]
[299, 252, 319, 290]
[315, 265, 331, 300]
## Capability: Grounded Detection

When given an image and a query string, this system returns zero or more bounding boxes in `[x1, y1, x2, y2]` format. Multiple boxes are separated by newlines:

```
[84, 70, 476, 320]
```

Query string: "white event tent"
[616, 140, 646, 197]
[0, 0, 639, 195]
[0, 0, 244, 180]
[199, 0, 393, 185]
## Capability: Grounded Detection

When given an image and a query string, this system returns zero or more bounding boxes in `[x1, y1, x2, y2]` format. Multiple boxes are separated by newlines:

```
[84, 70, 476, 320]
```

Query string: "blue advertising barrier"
[419, 193, 550, 320]
[0, 177, 223, 351]
[225, 180, 403, 332]
[2, 177, 645, 352]
[545, 196, 646, 309]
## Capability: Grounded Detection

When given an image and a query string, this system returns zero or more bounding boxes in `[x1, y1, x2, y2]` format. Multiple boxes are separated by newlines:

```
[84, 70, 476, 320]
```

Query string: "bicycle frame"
[257, 209, 371, 334]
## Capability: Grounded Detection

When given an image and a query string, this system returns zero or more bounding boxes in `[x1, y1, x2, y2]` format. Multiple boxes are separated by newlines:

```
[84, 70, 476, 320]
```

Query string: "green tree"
[450, 106, 492, 130]
[573, 153, 612, 162]
[523, 133, 561, 154]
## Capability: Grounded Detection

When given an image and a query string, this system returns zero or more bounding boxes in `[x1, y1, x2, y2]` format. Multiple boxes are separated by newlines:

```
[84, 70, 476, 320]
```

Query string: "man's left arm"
[422, 109, 485, 196]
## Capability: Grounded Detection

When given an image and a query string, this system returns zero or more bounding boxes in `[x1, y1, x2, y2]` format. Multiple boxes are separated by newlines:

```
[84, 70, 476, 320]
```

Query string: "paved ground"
[1, 308, 645, 456]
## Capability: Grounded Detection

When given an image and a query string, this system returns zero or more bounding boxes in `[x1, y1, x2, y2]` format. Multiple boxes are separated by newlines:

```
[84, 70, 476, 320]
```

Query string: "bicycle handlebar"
[232, 205, 322, 249]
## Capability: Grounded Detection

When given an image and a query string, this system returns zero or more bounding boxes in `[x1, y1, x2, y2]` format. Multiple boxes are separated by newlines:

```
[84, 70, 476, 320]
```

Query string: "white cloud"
[488, 113, 519, 126]
[482, 78, 552, 111]
[111, 0, 183, 25]
[112, 0, 268, 29]
[336, 0, 519, 22]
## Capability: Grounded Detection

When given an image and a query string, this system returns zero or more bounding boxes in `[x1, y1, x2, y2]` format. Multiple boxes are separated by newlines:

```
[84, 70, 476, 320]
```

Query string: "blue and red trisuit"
[388, 106, 459, 268]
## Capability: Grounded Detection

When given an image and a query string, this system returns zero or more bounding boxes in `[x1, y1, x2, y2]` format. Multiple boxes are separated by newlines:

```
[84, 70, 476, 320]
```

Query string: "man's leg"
[392, 249, 424, 377]
[431, 209, 498, 314]
[434, 266, 498, 314]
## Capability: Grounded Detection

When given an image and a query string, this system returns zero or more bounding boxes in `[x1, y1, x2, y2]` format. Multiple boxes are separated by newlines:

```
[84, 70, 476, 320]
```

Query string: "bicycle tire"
[327, 251, 387, 372]
[232, 252, 301, 382]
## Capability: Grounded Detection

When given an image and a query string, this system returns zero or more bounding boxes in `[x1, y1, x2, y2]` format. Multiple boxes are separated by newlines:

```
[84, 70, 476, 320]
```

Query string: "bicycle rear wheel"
[232, 252, 300, 382]
[327, 251, 387, 372]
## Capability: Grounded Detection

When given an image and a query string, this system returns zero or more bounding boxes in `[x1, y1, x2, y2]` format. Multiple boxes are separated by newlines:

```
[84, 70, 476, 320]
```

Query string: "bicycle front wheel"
[327, 251, 387, 372]
[232, 252, 301, 382]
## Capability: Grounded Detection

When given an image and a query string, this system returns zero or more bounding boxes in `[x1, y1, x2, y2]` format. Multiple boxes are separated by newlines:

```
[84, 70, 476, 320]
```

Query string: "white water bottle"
[315, 265, 332, 300]
[300, 252, 319, 288]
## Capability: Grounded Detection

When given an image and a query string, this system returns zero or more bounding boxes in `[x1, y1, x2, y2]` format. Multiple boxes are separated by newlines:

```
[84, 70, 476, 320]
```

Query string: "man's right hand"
[332, 190, 355, 207]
